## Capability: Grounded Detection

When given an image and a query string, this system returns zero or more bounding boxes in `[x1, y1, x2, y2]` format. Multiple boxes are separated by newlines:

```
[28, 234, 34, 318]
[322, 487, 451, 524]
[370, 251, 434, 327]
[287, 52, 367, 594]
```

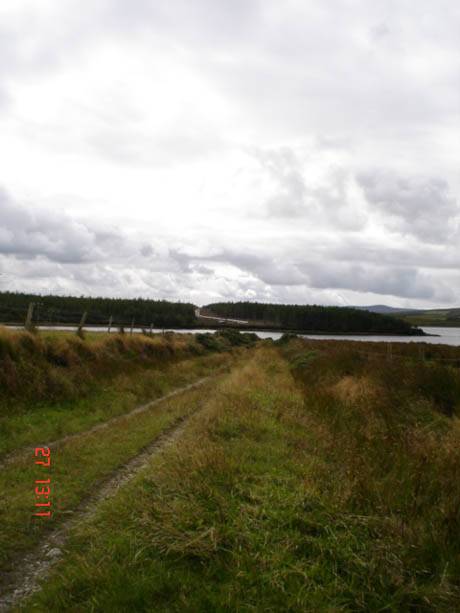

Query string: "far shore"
[0, 322, 436, 337]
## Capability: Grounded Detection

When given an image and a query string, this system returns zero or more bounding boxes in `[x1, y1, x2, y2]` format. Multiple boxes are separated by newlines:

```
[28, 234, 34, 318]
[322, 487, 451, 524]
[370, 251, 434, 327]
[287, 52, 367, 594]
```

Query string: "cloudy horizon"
[1, 0, 459, 308]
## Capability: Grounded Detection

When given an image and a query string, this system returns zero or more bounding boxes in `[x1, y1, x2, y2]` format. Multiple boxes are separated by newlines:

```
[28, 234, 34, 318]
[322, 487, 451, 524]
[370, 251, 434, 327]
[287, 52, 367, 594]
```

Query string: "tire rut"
[2, 369, 224, 468]
[0, 397, 210, 612]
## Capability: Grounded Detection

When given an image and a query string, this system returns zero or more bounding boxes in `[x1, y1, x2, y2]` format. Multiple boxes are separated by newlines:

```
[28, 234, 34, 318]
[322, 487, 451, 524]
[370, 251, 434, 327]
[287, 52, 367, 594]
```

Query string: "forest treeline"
[205, 301, 424, 335]
[0, 292, 425, 334]
[0, 292, 196, 328]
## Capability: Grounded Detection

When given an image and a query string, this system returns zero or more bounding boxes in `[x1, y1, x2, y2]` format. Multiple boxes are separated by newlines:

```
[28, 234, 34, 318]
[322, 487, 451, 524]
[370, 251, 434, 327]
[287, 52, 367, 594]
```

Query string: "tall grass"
[17, 340, 460, 610]
[0, 327, 253, 415]
[285, 338, 460, 606]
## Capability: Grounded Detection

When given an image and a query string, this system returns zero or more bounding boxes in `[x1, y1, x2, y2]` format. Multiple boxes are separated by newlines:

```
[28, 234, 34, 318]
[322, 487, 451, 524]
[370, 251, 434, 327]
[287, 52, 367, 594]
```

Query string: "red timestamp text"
[34, 447, 52, 518]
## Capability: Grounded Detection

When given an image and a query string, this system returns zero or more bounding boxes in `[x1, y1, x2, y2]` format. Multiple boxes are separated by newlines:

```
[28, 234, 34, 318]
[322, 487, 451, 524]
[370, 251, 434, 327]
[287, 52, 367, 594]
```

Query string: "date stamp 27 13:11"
[34, 447, 52, 518]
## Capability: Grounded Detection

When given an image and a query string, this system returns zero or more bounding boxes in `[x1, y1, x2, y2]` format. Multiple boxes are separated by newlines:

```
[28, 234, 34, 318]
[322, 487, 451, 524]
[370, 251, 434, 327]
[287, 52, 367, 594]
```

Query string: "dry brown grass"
[135, 347, 303, 561]
[330, 375, 380, 406]
[283, 338, 460, 605]
[23, 341, 460, 610]
[0, 327, 206, 411]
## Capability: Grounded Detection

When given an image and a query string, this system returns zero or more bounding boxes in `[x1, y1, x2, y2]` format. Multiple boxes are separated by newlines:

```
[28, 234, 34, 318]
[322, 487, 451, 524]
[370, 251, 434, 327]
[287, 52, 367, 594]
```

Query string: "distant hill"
[353, 305, 421, 315]
[354, 304, 460, 327]
[398, 307, 460, 328]
[205, 301, 424, 335]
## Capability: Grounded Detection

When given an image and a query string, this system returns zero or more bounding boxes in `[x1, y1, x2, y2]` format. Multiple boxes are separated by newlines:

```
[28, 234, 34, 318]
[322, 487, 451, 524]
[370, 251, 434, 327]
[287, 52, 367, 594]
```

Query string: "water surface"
[4, 325, 460, 346]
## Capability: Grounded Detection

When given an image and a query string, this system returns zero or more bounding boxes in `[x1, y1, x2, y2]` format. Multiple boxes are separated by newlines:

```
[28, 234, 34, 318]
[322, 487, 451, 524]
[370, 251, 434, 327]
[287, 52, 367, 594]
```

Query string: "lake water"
[230, 327, 460, 346]
[295, 327, 460, 346]
[4, 325, 460, 346]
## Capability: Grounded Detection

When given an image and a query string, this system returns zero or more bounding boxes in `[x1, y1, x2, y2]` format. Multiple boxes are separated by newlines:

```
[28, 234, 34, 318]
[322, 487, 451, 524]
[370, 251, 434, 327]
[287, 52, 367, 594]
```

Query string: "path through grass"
[11, 339, 460, 610]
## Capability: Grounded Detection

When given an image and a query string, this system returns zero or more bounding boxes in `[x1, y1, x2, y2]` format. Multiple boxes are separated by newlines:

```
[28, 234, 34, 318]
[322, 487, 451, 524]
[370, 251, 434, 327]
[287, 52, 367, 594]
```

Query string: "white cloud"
[358, 171, 459, 242]
[0, 1, 459, 308]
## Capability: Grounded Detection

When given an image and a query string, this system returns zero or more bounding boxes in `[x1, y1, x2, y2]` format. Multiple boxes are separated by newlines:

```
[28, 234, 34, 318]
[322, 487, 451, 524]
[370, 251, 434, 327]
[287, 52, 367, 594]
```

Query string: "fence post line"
[108, 315, 113, 334]
[25, 303, 34, 331]
[78, 311, 88, 335]
[387, 342, 392, 362]
[130, 318, 135, 336]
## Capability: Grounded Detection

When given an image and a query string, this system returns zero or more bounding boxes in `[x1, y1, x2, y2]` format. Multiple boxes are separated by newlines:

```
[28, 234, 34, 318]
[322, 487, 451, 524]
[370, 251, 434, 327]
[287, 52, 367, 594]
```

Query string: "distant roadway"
[194, 308, 248, 325]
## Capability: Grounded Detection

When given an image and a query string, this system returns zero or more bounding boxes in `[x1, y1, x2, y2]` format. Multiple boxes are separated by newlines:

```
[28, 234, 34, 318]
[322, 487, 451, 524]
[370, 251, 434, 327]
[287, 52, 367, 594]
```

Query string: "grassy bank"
[1, 377, 224, 576]
[0, 327, 256, 457]
[0, 328, 258, 579]
[0, 327, 243, 412]
[0, 349, 231, 459]
[283, 337, 460, 608]
[21, 339, 460, 611]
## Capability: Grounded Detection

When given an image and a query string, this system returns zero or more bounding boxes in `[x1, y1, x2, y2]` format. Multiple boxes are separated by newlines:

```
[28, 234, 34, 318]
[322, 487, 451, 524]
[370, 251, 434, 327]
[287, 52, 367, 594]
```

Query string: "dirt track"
[2, 370, 224, 468]
[0, 375, 221, 611]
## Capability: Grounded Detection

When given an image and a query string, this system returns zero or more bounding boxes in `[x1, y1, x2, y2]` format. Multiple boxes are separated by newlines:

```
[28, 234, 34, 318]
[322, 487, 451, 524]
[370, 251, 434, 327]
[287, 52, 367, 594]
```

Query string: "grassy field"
[3, 331, 460, 610]
[399, 307, 460, 327]
[0, 328, 256, 580]
[0, 327, 257, 456]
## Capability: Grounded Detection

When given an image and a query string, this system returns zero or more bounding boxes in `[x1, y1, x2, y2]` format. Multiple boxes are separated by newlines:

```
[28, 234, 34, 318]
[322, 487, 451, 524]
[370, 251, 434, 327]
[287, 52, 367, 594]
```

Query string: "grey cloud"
[253, 148, 366, 230]
[191, 1, 460, 145]
[1, 1, 460, 309]
[140, 244, 155, 258]
[358, 171, 459, 242]
[169, 249, 194, 272]
[0, 188, 124, 264]
[0, 4, 97, 89]
[329, 237, 460, 272]
[169, 246, 306, 286]
[193, 264, 214, 275]
[370, 23, 391, 41]
[306, 262, 437, 300]
[169, 238, 458, 303]
[259, 149, 308, 218]
[99, 0, 262, 46]
[233, 250, 449, 302]
[218, 249, 306, 286]
[1, 184, 458, 306]
[169, 249, 215, 276]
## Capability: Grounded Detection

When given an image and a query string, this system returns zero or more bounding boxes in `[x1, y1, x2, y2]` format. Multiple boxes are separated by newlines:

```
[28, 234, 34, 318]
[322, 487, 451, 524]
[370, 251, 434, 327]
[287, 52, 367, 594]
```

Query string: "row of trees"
[205, 301, 424, 335]
[0, 292, 196, 328]
[0, 293, 425, 334]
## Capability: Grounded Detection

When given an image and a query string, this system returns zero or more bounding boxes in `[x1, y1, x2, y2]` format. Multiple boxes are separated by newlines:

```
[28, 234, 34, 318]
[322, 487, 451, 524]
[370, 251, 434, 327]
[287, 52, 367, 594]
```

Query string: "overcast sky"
[0, 0, 459, 307]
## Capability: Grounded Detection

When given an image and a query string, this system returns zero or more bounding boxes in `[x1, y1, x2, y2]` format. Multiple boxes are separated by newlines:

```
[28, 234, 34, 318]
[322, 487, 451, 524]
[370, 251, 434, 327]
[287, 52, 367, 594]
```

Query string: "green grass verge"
[0, 370, 229, 576]
[23, 344, 460, 611]
[0, 351, 232, 458]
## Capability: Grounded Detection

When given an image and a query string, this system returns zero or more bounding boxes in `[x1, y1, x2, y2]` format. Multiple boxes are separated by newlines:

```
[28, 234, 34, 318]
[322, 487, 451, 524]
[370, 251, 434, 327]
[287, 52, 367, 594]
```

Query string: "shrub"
[415, 363, 460, 416]
[276, 333, 299, 345]
[196, 333, 224, 352]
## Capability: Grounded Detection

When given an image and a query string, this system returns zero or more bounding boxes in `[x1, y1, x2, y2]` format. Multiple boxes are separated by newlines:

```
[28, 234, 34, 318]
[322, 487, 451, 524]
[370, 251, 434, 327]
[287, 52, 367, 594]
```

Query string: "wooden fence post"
[77, 311, 88, 335]
[108, 315, 113, 334]
[25, 303, 34, 331]
[386, 342, 393, 362]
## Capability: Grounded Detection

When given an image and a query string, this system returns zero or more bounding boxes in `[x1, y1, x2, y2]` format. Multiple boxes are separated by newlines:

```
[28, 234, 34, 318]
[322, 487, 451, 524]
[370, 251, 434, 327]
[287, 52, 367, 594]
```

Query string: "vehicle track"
[2, 368, 225, 468]
[0, 392, 212, 611]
